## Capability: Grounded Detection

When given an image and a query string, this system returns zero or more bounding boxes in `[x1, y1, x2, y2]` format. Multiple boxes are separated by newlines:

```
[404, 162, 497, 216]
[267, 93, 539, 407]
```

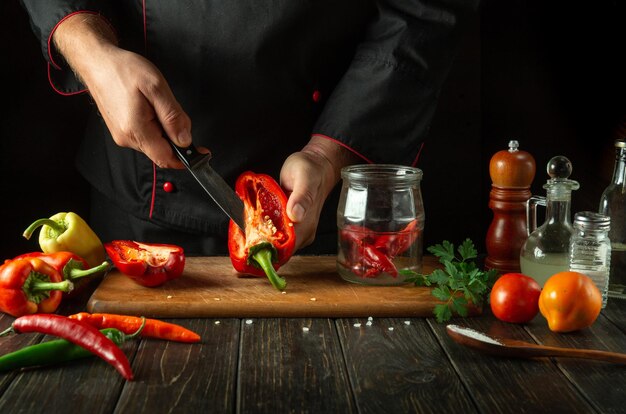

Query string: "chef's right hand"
[53, 13, 191, 169]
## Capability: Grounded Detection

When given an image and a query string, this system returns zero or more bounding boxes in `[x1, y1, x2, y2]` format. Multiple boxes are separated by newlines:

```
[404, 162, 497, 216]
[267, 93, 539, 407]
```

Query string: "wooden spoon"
[446, 324, 626, 364]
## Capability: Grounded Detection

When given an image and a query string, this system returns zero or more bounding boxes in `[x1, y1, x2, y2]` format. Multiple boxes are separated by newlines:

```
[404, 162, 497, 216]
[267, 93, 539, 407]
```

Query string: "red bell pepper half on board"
[104, 241, 185, 287]
[228, 171, 296, 290]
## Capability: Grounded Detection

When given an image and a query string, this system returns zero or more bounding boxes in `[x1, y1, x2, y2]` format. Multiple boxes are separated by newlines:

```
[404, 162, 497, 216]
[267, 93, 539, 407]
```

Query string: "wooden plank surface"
[429, 316, 596, 413]
[237, 318, 355, 413]
[336, 317, 477, 413]
[115, 318, 239, 413]
[87, 256, 454, 318]
[524, 313, 626, 414]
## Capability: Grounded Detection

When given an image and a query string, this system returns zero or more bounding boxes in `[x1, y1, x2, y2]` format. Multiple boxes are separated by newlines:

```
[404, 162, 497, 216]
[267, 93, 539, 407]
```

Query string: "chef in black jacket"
[20, 0, 478, 255]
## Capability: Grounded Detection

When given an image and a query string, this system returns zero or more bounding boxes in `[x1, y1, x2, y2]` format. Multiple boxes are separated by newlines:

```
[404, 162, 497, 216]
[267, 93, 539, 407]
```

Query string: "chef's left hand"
[280, 135, 360, 251]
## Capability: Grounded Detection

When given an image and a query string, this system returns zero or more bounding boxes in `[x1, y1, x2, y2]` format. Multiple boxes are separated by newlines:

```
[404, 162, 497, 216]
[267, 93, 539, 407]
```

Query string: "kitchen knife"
[169, 141, 245, 231]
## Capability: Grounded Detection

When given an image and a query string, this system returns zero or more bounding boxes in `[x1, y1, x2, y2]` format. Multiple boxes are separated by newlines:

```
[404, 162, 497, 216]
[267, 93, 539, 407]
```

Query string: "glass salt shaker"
[569, 211, 611, 308]
[337, 164, 425, 285]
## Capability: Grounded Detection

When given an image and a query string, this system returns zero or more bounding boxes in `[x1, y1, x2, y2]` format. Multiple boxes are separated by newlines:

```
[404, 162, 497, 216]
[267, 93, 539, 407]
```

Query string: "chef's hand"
[53, 14, 191, 168]
[280, 135, 360, 251]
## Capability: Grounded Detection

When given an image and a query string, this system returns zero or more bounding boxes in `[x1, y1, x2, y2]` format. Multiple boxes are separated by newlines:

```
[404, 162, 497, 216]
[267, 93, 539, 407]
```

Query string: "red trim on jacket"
[47, 11, 98, 70]
[149, 163, 157, 219]
[411, 141, 425, 167]
[143, 0, 158, 219]
[46, 10, 117, 96]
[312, 134, 424, 167]
[46, 63, 87, 96]
[311, 134, 374, 164]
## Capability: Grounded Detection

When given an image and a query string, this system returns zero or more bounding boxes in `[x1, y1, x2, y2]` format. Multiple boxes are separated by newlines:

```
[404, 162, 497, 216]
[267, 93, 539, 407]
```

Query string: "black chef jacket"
[20, 0, 478, 254]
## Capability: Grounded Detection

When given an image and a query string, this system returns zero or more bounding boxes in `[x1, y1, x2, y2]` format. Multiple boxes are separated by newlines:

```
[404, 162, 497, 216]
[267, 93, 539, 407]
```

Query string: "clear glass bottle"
[599, 139, 626, 298]
[337, 164, 424, 285]
[569, 211, 611, 308]
[520, 156, 579, 286]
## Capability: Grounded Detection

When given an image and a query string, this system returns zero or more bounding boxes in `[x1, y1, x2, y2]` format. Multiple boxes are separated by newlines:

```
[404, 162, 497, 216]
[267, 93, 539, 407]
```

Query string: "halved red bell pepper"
[228, 171, 296, 290]
[104, 241, 185, 287]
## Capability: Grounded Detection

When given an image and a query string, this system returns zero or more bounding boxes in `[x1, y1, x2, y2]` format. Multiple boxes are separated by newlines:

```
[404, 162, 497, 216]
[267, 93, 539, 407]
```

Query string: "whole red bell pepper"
[228, 171, 296, 290]
[104, 241, 185, 287]
[0, 257, 73, 317]
[8, 252, 109, 298]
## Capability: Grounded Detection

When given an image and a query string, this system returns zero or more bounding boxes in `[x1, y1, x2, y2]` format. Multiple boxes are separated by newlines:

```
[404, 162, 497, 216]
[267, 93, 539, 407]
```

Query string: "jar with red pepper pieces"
[337, 164, 425, 285]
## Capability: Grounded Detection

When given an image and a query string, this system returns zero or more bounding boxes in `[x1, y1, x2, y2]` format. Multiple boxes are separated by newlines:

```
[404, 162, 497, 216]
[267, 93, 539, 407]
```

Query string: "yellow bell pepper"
[539, 271, 602, 333]
[22, 212, 106, 268]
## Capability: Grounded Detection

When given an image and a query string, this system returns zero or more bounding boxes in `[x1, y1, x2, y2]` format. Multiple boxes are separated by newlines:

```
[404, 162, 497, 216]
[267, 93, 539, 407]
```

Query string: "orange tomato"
[539, 271, 602, 332]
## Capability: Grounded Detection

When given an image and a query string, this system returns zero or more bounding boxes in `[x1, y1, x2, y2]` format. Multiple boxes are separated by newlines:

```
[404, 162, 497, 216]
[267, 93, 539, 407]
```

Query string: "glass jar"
[336, 164, 425, 285]
[569, 211, 611, 308]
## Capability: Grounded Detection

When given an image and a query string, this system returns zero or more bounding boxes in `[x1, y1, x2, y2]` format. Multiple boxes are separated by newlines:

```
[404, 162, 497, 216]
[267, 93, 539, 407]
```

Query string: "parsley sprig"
[402, 239, 497, 323]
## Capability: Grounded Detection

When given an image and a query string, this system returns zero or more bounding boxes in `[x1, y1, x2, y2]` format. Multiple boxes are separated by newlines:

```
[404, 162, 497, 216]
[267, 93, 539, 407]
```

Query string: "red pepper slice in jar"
[228, 171, 296, 290]
[372, 219, 419, 256]
[104, 241, 185, 287]
[339, 219, 419, 279]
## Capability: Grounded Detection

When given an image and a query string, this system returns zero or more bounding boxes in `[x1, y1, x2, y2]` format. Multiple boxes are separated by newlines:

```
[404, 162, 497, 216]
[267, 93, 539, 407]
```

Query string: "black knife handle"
[168, 140, 211, 169]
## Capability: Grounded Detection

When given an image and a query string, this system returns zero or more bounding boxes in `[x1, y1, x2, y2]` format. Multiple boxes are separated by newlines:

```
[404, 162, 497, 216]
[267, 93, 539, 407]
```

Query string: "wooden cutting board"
[87, 255, 466, 318]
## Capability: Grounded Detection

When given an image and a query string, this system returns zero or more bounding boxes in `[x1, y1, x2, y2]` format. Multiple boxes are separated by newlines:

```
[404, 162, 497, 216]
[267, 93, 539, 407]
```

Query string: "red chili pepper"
[228, 171, 296, 290]
[104, 241, 185, 287]
[8, 252, 109, 298]
[68, 312, 201, 343]
[0, 314, 134, 380]
[0, 257, 73, 317]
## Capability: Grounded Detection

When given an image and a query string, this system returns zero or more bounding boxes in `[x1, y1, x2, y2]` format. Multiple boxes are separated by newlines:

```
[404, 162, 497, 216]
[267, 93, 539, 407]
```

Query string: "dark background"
[1, 0, 623, 259]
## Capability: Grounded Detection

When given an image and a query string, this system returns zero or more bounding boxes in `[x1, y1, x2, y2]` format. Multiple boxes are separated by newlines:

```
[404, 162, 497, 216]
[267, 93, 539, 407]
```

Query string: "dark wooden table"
[1, 269, 625, 414]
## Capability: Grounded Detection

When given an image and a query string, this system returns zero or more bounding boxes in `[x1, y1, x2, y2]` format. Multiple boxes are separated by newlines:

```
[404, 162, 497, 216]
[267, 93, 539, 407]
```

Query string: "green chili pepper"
[0, 319, 145, 373]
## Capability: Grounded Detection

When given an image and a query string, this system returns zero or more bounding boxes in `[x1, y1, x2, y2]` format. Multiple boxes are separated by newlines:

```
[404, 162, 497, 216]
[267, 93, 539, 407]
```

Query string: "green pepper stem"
[30, 279, 74, 293]
[68, 261, 110, 280]
[252, 248, 287, 291]
[23, 218, 65, 240]
[129, 317, 147, 339]
[0, 326, 14, 337]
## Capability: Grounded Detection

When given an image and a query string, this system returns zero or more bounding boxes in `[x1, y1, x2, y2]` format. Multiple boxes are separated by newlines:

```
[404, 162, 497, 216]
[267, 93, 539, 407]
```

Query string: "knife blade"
[169, 141, 245, 231]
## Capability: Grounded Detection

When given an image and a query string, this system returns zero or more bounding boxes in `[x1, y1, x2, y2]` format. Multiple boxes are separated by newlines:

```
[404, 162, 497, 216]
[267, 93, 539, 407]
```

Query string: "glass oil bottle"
[599, 139, 626, 298]
[520, 156, 579, 286]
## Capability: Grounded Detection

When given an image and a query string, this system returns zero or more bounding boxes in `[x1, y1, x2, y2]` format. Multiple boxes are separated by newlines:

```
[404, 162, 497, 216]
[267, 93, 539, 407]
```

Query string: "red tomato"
[490, 273, 541, 323]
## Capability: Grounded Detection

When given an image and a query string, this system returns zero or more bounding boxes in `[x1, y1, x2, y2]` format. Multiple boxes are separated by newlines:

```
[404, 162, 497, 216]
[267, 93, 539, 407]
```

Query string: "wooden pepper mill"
[485, 140, 536, 273]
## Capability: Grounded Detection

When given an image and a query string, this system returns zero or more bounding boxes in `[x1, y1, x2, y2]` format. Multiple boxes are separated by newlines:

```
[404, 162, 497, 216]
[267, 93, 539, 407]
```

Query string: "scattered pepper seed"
[166, 295, 173, 299]
[214, 321, 221, 325]
[245, 319, 253, 325]
[367, 316, 373, 321]
[366, 321, 373, 326]
[302, 327, 310, 332]
[404, 320, 411, 326]
[388, 327, 394, 331]
[310, 297, 316, 301]
[353, 323, 362, 328]
[214, 297, 221, 301]
[281, 291, 287, 295]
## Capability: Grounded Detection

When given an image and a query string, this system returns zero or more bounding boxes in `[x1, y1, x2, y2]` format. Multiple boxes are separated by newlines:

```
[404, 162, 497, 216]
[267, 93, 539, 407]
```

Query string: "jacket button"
[163, 182, 175, 193]
[312, 90, 321, 103]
